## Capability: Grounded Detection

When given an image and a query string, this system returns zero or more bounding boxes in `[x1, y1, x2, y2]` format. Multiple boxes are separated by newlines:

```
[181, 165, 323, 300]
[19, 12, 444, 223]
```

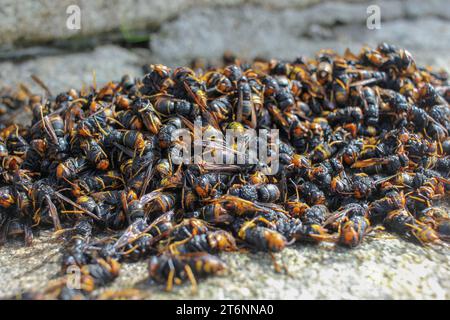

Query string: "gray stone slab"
[1, 231, 449, 299]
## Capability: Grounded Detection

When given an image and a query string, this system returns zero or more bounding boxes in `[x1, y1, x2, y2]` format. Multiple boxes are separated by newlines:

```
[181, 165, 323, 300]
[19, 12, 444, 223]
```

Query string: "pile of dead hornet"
[0, 43, 450, 299]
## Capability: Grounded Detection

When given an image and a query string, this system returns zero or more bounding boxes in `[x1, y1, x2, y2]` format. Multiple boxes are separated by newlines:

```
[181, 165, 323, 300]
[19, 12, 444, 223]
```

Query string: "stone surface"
[150, 0, 450, 68]
[0, 45, 143, 94]
[3, 0, 449, 50]
[1, 231, 449, 299]
[0, 231, 62, 297]
[0, 0, 326, 47]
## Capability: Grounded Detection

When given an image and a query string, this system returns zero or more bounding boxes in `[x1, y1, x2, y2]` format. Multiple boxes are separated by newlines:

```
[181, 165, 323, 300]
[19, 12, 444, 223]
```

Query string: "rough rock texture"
[150, 0, 450, 67]
[5, 0, 449, 50]
[0, 231, 62, 297]
[0, 45, 143, 94]
[1, 231, 449, 299]
[0, 0, 329, 47]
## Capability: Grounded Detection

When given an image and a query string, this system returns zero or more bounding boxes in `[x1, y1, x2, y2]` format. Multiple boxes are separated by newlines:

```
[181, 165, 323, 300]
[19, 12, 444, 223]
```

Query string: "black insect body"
[2, 44, 450, 299]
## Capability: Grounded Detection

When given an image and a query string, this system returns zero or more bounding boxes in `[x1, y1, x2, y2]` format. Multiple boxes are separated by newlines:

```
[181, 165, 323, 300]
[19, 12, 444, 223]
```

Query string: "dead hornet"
[165, 230, 237, 255]
[234, 217, 287, 252]
[148, 252, 227, 292]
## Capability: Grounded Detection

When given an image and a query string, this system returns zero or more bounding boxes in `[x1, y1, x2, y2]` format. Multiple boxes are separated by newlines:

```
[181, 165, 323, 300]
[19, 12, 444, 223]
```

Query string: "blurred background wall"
[0, 0, 449, 93]
[0, 0, 450, 298]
